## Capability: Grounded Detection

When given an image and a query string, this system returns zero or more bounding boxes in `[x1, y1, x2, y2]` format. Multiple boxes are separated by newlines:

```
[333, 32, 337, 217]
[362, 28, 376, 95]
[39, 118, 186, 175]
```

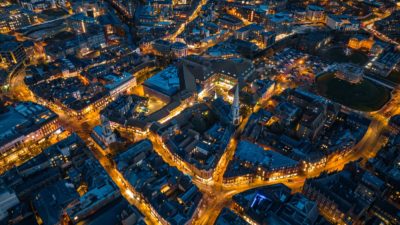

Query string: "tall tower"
[101, 115, 111, 135]
[231, 85, 240, 126]
[100, 115, 116, 144]
[128, 0, 134, 18]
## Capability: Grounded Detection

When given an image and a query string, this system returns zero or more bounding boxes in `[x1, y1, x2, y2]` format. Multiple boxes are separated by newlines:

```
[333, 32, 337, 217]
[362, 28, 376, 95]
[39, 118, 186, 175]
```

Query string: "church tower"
[100, 115, 116, 145]
[101, 115, 112, 135]
[231, 85, 240, 126]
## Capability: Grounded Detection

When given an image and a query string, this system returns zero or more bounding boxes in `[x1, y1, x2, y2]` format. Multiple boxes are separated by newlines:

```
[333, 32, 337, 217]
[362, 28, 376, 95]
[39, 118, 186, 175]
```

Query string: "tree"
[108, 142, 127, 156]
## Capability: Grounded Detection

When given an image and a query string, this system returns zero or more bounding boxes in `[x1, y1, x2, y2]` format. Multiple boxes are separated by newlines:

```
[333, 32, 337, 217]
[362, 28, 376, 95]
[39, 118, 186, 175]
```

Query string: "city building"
[29, 77, 111, 117]
[0, 41, 26, 67]
[306, 5, 325, 22]
[33, 180, 79, 225]
[158, 103, 235, 177]
[91, 115, 117, 149]
[303, 163, 392, 224]
[262, 31, 276, 48]
[101, 94, 149, 134]
[114, 139, 202, 224]
[231, 184, 326, 225]
[224, 141, 299, 183]
[152, 39, 172, 56]
[0, 5, 35, 33]
[171, 42, 188, 58]
[79, 197, 145, 225]
[19, 0, 56, 11]
[375, 10, 400, 42]
[218, 14, 243, 30]
[326, 14, 360, 31]
[0, 102, 60, 156]
[66, 179, 121, 223]
[347, 36, 375, 51]
[234, 24, 264, 41]
[0, 131, 127, 225]
[334, 63, 364, 84]
[241, 88, 368, 172]
[104, 72, 137, 99]
[266, 12, 293, 33]
[369, 46, 400, 77]
[389, 115, 400, 132]
[215, 208, 248, 225]
[0, 187, 20, 221]
[180, 56, 255, 93]
[143, 66, 180, 102]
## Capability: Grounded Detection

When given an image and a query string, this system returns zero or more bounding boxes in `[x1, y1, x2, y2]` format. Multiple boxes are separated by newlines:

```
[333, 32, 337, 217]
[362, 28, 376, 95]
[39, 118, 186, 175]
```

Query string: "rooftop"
[0, 102, 58, 148]
[33, 180, 79, 225]
[215, 208, 248, 225]
[235, 141, 299, 169]
[144, 66, 180, 96]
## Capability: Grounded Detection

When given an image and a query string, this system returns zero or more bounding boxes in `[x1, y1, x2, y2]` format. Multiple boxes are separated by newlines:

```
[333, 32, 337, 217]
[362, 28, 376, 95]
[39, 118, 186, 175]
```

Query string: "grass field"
[322, 46, 369, 66]
[316, 72, 390, 112]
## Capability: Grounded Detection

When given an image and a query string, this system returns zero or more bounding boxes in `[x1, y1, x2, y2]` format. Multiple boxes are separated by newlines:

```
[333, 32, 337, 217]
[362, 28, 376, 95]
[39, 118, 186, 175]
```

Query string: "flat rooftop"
[0, 109, 28, 142]
[235, 141, 298, 169]
[143, 66, 180, 96]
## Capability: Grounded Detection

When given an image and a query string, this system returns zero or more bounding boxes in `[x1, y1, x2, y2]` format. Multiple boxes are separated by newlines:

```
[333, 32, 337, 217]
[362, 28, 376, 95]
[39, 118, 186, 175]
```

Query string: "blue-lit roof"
[143, 66, 180, 96]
